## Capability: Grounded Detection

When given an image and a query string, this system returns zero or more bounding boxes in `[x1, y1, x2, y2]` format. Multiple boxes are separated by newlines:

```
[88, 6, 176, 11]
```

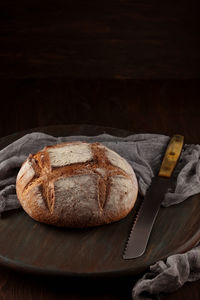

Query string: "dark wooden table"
[1, 0, 200, 298]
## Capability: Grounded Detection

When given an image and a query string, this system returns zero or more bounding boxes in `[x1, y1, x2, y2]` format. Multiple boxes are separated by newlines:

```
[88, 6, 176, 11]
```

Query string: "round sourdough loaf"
[16, 142, 138, 227]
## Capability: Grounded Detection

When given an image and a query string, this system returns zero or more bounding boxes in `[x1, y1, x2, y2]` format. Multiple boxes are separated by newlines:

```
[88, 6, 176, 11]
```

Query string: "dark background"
[0, 0, 200, 142]
[0, 0, 200, 299]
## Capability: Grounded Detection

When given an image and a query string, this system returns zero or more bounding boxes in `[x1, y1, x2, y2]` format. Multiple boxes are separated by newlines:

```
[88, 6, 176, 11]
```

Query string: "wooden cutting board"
[0, 124, 200, 277]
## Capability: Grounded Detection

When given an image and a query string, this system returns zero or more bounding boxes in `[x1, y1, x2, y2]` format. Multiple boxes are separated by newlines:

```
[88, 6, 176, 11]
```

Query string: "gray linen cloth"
[0, 132, 200, 299]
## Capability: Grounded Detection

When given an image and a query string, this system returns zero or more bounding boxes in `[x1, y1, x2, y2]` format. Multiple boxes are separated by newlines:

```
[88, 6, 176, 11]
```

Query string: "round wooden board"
[0, 124, 200, 278]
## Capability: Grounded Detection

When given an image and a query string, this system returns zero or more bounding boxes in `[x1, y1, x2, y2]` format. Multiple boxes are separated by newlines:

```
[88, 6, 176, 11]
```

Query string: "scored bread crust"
[16, 142, 138, 228]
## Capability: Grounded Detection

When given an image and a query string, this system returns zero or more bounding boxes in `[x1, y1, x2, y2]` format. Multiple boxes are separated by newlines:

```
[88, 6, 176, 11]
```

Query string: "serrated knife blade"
[123, 134, 184, 260]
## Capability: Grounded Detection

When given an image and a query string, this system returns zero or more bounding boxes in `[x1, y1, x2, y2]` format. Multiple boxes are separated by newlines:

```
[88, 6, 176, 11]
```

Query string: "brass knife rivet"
[169, 151, 175, 156]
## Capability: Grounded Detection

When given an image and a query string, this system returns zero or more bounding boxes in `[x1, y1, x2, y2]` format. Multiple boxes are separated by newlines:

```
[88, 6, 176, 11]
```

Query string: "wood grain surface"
[0, 0, 200, 79]
[1, 79, 200, 142]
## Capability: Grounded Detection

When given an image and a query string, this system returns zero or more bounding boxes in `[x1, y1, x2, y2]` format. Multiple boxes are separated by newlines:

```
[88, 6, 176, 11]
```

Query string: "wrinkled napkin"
[0, 132, 200, 299]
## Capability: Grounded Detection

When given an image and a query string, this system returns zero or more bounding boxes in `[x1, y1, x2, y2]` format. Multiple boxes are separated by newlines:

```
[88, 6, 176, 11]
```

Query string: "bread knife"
[123, 134, 184, 259]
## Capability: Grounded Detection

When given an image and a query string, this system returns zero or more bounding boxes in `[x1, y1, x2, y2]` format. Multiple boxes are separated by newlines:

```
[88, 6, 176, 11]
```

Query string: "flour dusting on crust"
[47, 143, 93, 167]
[53, 174, 100, 222]
[16, 159, 35, 190]
[106, 149, 134, 175]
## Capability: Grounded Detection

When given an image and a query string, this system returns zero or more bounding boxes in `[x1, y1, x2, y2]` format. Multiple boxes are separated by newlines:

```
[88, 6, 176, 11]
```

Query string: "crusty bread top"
[16, 142, 138, 227]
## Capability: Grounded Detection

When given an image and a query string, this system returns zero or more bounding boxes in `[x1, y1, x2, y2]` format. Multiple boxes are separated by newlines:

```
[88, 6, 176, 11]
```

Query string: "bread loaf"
[16, 142, 138, 227]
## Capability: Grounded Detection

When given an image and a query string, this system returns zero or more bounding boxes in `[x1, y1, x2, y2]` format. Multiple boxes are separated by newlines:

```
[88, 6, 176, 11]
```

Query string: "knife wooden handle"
[158, 134, 184, 178]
